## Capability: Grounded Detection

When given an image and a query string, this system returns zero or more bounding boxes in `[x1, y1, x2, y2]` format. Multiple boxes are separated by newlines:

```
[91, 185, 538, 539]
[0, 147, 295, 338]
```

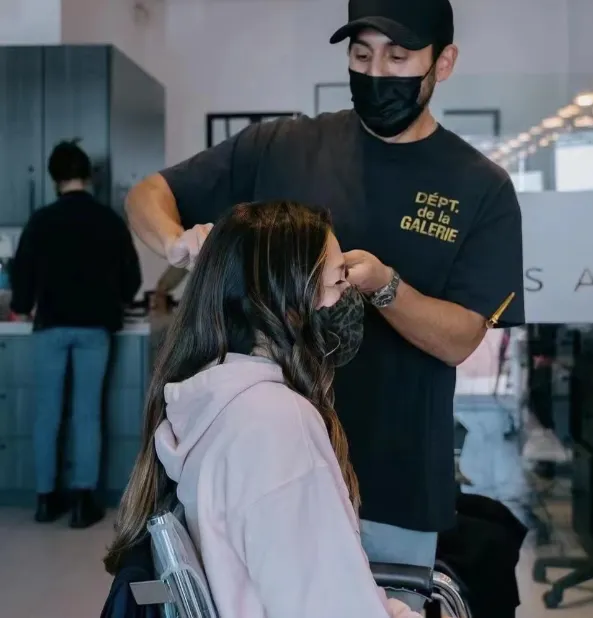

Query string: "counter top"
[0, 320, 150, 336]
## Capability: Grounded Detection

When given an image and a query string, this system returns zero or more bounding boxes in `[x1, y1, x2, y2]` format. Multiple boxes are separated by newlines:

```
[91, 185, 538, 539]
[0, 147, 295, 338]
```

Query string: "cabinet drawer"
[105, 387, 144, 437]
[103, 439, 140, 492]
[0, 336, 34, 387]
[0, 388, 35, 437]
[0, 439, 35, 491]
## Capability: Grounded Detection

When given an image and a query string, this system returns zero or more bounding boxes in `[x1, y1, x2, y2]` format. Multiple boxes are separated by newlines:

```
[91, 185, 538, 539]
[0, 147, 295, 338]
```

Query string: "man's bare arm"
[125, 173, 183, 258]
[345, 250, 486, 366]
[379, 279, 486, 367]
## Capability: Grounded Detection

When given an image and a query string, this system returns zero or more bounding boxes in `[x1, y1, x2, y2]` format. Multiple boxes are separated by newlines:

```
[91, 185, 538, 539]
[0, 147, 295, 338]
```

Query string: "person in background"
[11, 140, 142, 528]
[125, 0, 525, 607]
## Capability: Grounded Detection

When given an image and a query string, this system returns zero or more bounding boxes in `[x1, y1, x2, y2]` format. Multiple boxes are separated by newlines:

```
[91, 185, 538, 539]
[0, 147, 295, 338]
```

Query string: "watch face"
[374, 291, 393, 307]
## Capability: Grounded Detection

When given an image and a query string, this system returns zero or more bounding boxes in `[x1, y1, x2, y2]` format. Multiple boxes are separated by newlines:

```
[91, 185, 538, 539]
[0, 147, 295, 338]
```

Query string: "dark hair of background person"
[104, 200, 360, 574]
[47, 139, 92, 184]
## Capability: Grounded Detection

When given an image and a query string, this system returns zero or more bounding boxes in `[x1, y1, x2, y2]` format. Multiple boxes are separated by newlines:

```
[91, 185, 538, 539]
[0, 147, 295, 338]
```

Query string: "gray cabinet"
[0, 439, 36, 501]
[0, 48, 44, 225]
[101, 335, 149, 500]
[0, 333, 150, 507]
[0, 45, 165, 226]
[42, 46, 111, 205]
[0, 335, 36, 503]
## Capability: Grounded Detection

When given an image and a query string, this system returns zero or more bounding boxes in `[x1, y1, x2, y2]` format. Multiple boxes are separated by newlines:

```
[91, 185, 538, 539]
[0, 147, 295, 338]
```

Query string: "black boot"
[34, 492, 69, 523]
[69, 490, 105, 529]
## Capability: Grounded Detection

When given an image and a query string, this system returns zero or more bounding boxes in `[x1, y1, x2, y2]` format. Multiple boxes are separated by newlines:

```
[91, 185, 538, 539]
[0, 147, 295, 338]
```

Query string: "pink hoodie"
[154, 353, 414, 618]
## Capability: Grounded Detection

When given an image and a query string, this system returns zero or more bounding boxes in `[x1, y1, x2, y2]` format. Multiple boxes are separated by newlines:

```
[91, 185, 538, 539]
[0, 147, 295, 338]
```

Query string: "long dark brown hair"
[104, 200, 359, 574]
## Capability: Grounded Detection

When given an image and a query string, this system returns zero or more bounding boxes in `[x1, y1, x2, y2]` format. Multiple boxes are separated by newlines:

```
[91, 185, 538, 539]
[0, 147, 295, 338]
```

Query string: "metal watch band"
[368, 268, 400, 308]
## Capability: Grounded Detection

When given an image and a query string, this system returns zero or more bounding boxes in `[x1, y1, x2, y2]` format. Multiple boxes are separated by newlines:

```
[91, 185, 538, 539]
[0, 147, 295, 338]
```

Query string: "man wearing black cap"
[126, 0, 524, 609]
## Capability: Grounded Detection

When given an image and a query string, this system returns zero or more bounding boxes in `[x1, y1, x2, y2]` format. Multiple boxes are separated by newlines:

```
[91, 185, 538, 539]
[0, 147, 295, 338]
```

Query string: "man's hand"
[344, 250, 392, 293]
[346, 250, 485, 365]
[164, 223, 213, 269]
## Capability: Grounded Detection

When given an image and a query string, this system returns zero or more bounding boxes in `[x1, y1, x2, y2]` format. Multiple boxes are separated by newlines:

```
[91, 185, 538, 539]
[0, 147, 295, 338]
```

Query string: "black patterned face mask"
[318, 286, 365, 367]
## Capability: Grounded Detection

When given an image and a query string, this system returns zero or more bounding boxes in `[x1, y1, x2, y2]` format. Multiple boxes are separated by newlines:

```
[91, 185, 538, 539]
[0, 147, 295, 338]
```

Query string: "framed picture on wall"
[442, 109, 501, 138]
[314, 83, 350, 116]
[206, 112, 300, 148]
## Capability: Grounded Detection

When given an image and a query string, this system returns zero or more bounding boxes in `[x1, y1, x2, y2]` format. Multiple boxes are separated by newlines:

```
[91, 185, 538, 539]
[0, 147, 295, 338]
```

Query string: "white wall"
[61, 0, 167, 83]
[0, 0, 62, 44]
[566, 0, 593, 94]
[451, 0, 569, 75]
[162, 0, 586, 162]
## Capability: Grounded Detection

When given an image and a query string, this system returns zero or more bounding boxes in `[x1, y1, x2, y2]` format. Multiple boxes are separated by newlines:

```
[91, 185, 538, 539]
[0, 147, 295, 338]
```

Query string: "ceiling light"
[499, 144, 512, 154]
[541, 116, 564, 129]
[558, 104, 581, 119]
[574, 115, 593, 128]
[539, 137, 550, 147]
[575, 92, 593, 107]
[518, 132, 530, 143]
[508, 138, 521, 148]
[529, 126, 543, 136]
[527, 144, 537, 155]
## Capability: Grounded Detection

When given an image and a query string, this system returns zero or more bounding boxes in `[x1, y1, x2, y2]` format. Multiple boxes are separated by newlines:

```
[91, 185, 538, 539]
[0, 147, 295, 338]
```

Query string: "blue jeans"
[361, 519, 438, 612]
[33, 327, 111, 493]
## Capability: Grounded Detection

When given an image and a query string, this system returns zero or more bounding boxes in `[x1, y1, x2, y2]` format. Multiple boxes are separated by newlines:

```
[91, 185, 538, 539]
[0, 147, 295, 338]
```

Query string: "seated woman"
[104, 201, 419, 618]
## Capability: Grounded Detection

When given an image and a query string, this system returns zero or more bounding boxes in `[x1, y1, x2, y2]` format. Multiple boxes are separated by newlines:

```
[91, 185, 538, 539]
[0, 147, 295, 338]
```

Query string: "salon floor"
[0, 506, 591, 618]
[1, 395, 592, 617]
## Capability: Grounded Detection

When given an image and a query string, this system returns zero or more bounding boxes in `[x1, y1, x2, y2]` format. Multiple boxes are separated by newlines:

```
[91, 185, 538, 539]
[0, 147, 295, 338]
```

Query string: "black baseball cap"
[329, 0, 454, 50]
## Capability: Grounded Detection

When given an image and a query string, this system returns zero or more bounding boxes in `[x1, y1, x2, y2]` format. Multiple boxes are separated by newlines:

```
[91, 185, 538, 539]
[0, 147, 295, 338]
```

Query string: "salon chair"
[127, 508, 472, 618]
[531, 345, 593, 609]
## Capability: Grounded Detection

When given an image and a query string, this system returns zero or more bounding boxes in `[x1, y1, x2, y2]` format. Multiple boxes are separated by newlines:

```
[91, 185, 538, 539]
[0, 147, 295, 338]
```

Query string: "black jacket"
[101, 539, 161, 618]
[437, 493, 528, 618]
[11, 191, 141, 332]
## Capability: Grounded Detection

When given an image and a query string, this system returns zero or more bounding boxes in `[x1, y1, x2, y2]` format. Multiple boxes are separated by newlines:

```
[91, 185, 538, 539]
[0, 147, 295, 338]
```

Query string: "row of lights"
[488, 92, 593, 168]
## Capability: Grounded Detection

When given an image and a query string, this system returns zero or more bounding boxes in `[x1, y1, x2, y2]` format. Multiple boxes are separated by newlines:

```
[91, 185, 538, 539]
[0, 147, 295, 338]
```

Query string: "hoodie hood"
[155, 353, 283, 483]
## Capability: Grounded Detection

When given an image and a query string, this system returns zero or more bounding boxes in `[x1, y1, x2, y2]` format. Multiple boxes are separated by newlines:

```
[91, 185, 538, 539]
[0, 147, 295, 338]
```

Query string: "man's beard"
[418, 68, 437, 108]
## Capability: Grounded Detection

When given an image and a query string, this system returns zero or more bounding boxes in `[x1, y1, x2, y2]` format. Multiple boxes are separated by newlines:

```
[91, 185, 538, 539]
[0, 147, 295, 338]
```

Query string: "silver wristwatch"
[368, 268, 400, 308]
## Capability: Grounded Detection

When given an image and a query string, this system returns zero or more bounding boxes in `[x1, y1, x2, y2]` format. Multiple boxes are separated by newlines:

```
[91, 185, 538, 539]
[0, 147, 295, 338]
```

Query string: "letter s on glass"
[525, 267, 543, 292]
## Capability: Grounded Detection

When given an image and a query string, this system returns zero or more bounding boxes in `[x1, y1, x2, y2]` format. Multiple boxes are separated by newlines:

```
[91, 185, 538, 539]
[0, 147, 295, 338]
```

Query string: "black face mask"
[349, 67, 432, 138]
[318, 286, 365, 367]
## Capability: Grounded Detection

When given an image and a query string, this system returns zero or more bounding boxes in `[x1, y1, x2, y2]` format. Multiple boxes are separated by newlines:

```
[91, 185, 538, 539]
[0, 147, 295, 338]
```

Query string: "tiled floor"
[0, 508, 114, 618]
[1, 507, 592, 618]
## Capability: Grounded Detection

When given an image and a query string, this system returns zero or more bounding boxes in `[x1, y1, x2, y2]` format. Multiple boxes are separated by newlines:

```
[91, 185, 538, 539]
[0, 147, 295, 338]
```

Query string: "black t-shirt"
[160, 111, 525, 532]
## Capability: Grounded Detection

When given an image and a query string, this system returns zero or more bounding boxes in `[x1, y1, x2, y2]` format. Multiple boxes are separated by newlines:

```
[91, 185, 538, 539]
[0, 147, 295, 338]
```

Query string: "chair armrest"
[370, 562, 433, 597]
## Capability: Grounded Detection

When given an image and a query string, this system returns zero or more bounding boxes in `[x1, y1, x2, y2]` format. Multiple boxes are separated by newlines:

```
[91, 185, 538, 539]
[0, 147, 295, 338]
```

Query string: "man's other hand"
[344, 250, 392, 294]
[385, 597, 423, 618]
[165, 223, 213, 269]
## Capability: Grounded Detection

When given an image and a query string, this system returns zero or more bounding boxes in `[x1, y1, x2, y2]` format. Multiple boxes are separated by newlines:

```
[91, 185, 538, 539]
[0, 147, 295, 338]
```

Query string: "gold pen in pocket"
[486, 292, 516, 329]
